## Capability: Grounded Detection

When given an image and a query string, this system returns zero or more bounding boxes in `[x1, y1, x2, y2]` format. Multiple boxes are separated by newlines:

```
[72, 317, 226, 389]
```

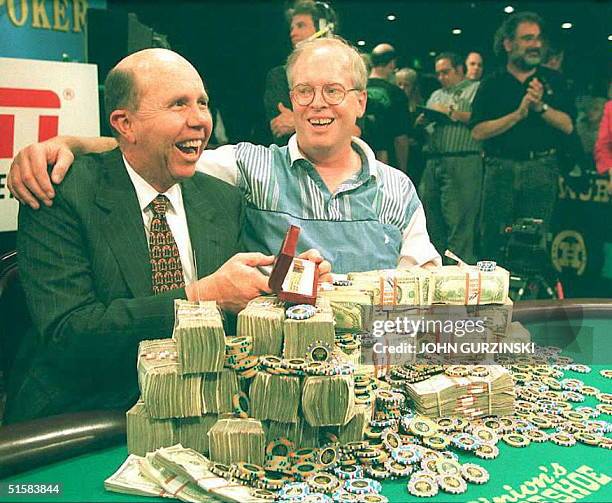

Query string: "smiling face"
[115, 54, 212, 192]
[289, 44, 367, 161]
[290, 14, 317, 47]
[505, 21, 543, 70]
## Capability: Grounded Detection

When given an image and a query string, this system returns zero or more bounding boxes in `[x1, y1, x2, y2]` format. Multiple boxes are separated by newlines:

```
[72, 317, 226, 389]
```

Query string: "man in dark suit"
[3, 49, 277, 423]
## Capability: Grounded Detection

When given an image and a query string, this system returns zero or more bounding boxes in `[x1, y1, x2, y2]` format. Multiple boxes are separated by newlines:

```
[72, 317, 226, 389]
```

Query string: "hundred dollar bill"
[104, 454, 168, 498]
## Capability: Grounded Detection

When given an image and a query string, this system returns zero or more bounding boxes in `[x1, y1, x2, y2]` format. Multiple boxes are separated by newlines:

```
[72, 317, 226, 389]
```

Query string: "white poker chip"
[286, 304, 317, 320]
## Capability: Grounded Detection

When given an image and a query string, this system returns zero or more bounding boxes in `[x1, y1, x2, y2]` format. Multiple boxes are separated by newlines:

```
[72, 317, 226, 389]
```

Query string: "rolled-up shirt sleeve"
[400, 205, 442, 267]
[197, 145, 240, 185]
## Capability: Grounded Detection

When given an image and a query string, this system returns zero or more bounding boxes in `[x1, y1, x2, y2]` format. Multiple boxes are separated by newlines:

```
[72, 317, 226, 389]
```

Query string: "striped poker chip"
[293, 462, 318, 480]
[437, 473, 468, 494]
[306, 472, 341, 494]
[599, 369, 612, 379]
[360, 495, 389, 503]
[306, 341, 333, 363]
[476, 260, 496, 272]
[232, 391, 249, 418]
[423, 434, 451, 451]
[391, 445, 421, 465]
[334, 465, 363, 480]
[286, 304, 317, 320]
[233, 462, 264, 481]
[474, 444, 499, 459]
[525, 429, 549, 443]
[381, 429, 402, 451]
[251, 488, 277, 500]
[407, 473, 439, 498]
[434, 458, 462, 477]
[502, 432, 531, 448]
[461, 463, 489, 484]
[266, 437, 294, 457]
[344, 478, 382, 495]
[280, 482, 310, 499]
[549, 432, 577, 447]
[451, 432, 480, 451]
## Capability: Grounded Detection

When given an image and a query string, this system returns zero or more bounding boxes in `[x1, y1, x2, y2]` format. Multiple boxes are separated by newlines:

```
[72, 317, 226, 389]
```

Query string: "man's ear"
[109, 109, 135, 142]
[356, 90, 367, 118]
[503, 37, 513, 54]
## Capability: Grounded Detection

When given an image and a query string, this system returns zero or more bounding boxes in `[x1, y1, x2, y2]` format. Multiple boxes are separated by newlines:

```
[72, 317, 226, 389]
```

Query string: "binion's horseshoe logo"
[551, 230, 587, 276]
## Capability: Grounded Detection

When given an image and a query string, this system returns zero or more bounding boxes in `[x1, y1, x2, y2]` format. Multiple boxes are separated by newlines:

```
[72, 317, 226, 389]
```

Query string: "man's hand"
[270, 103, 295, 138]
[186, 253, 275, 313]
[8, 138, 75, 209]
[298, 248, 332, 283]
[526, 78, 545, 111]
[429, 103, 450, 115]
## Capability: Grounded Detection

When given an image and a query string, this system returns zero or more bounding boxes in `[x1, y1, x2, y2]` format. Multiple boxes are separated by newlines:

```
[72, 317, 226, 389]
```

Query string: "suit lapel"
[95, 149, 152, 297]
[182, 176, 219, 278]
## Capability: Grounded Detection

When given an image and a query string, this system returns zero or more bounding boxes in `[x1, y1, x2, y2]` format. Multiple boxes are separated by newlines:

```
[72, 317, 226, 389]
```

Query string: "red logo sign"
[0, 88, 61, 159]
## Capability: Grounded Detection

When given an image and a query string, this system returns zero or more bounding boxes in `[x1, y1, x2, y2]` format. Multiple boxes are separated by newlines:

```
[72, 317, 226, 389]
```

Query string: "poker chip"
[451, 432, 480, 451]
[445, 365, 470, 377]
[391, 445, 421, 465]
[307, 473, 341, 494]
[502, 433, 531, 448]
[317, 446, 338, 468]
[599, 369, 612, 379]
[232, 391, 250, 418]
[266, 438, 294, 457]
[596, 392, 612, 404]
[437, 473, 467, 494]
[568, 364, 591, 374]
[334, 465, 363, 480]
[435, 417, 456, 432]
[470, 366, 490, 377]
[344, 478, 381, 495]
[549, 432, 577, 447]
[596, 403, 612, 415]
[461, 463, 490, 485]
[574, 432, 603, 446]
[477, 260, 497, 272]
[474, 444, 499, 459]
[407, 473, 439, 498]
[280, 482, 311, 499]
[306, 341, 333, 363]
[330, 489, 359, 502]
[251, 488, 277, 500]
[408, 417, 439, 437]
[471, 426, 499, 445]
[210, 463, 232, 477]
[423, 434, 451, 450]
[434, 458, 462, 476]
[286, 304, 317, 320]
[261, 355, 283, 369]
[525, 429, 549, 443]
[384, 459, 414, 477]
[381, 429, 402, 451]
[366, 464, 392, 480]
[293, 461, 318, 480]
[234, 462, 265, 481]
[599, 437, 612, 449]
[360, 495, 389, 503]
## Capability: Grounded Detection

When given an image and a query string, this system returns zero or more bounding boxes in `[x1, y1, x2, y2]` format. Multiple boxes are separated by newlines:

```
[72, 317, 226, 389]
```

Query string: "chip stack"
[372, 388, 406, 428]
[237, 296, 285, 356]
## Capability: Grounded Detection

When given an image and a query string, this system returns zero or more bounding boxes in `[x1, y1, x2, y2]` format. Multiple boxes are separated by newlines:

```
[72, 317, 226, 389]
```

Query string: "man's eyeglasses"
[290, 83, 361, 106]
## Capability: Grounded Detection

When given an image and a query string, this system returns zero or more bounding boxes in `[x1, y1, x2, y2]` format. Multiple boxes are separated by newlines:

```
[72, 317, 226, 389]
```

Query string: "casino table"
[1, 299, 611, 502]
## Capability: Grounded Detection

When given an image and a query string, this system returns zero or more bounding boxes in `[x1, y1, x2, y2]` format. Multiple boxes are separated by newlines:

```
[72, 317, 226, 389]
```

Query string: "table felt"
[2, 318, 611, 502]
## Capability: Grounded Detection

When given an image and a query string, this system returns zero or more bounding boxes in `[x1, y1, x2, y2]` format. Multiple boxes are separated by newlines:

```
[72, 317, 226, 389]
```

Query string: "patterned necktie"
[148, 194, 185, 294]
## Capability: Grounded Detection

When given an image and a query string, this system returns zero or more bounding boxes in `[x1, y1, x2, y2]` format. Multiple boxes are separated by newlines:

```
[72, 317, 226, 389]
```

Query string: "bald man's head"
[370, 43, 396, 68]
[104, 49, 200, 136]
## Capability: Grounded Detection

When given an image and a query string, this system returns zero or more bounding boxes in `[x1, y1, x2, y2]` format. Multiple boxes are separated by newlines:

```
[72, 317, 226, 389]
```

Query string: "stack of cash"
[141, 452, 213, 502]
[201, 369, 240, 414]
[405, 365, 515, 418]
[175, 415, 219, 455]
[348, 268, 428, 306]
[172, 300, 225, 373]
[249, 371, 301, 423]
[126, 401, 218, 456]
[126, 401, 175, 456]
[333, 402, 373, 443]
[264, 418, 320, 448]
[106, 445, 272, 502]
[237, 296, 285, 355]
[207, 418, 265, 466]
[283, 298, 335, 359]
[301, 374, 355, 427]
[137, 339, 202, 418]
[318, 285, 373, 332]
[104, 454, 168, 498]
[427, 265, 510, 305]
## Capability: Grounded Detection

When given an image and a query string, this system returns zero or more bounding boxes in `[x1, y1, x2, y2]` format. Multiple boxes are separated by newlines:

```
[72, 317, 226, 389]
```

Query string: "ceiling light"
[561, 22, 572, 29]
[357, 40, 366, 47]
[429, 51, 436, 56]
[387, 14, 396, 21]
[504, 5, 514, 14]
[608, 34, 612, 41]
[452, 28, 462, 35]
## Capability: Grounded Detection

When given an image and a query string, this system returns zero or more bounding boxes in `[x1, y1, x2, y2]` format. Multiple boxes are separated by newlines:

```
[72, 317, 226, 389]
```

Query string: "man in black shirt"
[471, 11, 574, 261]
[361, 44, 410, 173]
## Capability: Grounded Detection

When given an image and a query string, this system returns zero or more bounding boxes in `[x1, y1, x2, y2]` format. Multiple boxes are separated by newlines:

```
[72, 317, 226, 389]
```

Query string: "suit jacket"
[5, 148, 243, 423]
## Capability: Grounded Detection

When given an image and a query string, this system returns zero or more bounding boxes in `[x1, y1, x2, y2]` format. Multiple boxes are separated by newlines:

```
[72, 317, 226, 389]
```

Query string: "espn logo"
[0, 88, 61, 159]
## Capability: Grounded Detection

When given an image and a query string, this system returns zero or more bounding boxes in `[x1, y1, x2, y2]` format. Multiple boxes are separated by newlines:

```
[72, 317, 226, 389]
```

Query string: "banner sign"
[0, 57, 99, 231]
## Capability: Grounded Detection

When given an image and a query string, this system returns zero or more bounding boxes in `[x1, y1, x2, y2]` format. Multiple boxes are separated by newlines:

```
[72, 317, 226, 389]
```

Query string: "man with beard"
[471, 11, 574, 261]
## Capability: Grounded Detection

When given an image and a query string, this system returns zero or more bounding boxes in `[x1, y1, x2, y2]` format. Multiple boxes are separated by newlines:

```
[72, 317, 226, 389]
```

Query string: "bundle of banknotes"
[207, 418, 266, 466]
[405, 364, 515, 418]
